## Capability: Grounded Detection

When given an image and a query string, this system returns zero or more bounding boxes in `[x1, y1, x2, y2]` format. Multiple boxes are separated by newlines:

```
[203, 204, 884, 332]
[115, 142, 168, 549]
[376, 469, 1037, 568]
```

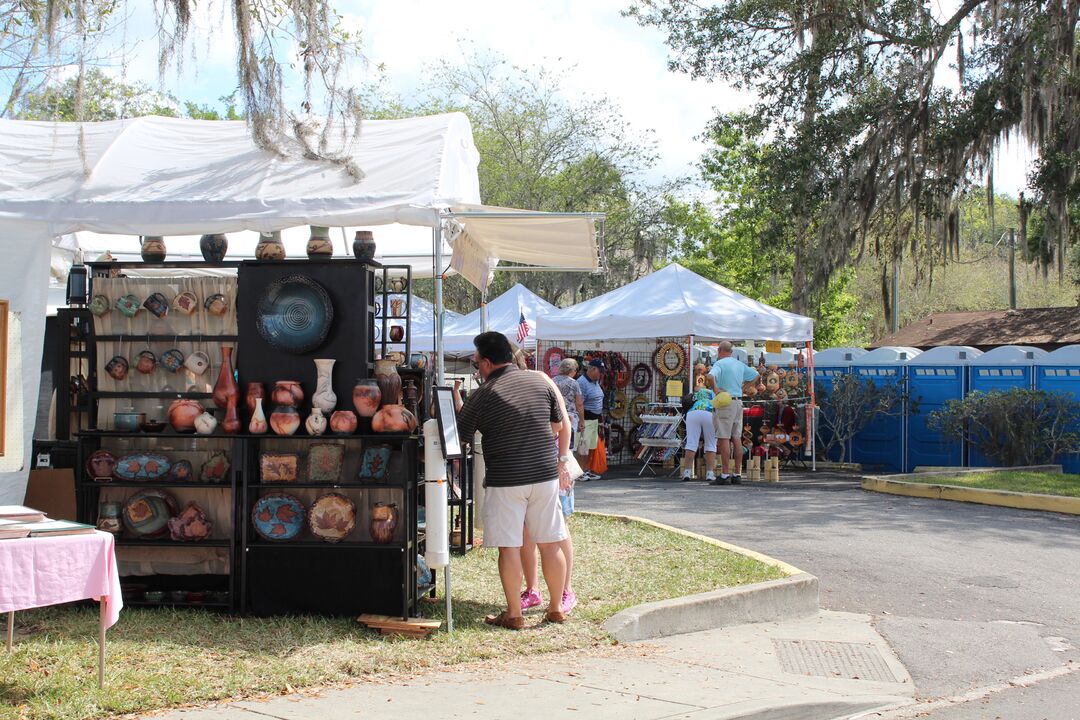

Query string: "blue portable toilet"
[906, 346, 982, 469]
[1035, 345, 1080, 473]
[967, 345, 1048, 466]
[851, 347, 921, 472]
[812, 347, 869, 461]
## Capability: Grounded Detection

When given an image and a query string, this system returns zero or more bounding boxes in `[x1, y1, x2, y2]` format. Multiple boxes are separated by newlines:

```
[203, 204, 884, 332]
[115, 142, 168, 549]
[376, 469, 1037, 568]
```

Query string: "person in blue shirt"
[575, 359, 606, 480]
[682, 372, 719, 482]
[709, 341, 759, 484]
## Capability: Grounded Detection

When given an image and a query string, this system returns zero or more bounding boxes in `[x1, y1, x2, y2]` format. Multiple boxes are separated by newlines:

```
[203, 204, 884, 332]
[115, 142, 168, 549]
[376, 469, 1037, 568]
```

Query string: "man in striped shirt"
[457, 331, 572, 628]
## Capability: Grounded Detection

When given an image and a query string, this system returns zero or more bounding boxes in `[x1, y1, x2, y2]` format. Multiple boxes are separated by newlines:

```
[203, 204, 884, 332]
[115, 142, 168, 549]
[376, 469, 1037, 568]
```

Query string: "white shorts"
[482, 479, 568, 547]
[684, 408, 717, 453]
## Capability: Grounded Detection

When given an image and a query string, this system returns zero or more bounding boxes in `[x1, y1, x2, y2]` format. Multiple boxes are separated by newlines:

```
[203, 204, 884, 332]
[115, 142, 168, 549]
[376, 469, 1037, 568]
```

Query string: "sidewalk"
[147, 611, 913, 720]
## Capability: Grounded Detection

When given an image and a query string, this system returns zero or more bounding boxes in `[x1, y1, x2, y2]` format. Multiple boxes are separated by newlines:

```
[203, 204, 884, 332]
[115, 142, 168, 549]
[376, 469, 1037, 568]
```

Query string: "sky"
[99, 1, 1031, 195]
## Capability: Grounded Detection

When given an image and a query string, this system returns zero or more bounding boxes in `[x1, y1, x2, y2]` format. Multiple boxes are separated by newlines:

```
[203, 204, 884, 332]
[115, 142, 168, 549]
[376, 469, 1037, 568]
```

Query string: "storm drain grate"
[772, 639, 899, 683]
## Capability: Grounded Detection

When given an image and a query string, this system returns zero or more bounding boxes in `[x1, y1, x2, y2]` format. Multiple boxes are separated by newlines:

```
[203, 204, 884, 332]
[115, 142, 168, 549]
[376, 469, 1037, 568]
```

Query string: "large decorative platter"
[113, 452, 172, 481]
[308, 492, 357, 543]
[251, 492, 305, 541]
[255, 275, 334, 354]
[122, 489, 178, 538]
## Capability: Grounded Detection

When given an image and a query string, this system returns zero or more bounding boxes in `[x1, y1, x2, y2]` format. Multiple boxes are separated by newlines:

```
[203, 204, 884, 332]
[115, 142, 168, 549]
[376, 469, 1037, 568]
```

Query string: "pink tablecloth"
[0, 530, 123, 627]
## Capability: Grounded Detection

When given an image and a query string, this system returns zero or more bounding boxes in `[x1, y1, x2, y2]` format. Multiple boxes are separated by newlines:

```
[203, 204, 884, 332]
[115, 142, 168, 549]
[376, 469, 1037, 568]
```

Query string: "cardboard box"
[24, 469, 77, 521]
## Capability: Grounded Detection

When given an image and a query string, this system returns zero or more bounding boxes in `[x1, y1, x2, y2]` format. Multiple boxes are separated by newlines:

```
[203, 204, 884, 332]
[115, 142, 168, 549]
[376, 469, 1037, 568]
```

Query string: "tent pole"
[480, 290, 488, 333]
[434, 223, 445, 386]
[807, 340, 816, 472]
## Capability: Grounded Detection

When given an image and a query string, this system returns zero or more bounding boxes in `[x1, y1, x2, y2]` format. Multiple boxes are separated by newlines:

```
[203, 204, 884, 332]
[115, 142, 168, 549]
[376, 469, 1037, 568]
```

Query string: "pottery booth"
[535, 263, 816, 470]
[0, 113, 602, 618]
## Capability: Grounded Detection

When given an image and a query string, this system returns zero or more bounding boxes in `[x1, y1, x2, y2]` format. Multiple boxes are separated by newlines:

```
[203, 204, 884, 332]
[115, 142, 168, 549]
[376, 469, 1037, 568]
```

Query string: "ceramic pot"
[369, 502, 398, 544]
[312, 359, 337, 414]
[305, 407, 327, 436]
[140, 236, 166, 262]
[374, 359, 401, 406]
[352, 378, 381, 418]
[329, 410, 357, 435]
[271, 380, 303, 407]
[172, 291, 199, 315]
[249, 397, 268, 434]
[212, 346, 239, 410]
[371, 404, 417, 434]
[143, 292, 169, 318]
[306, 225, 333, 258]
[161, 348, 185, 372]
[168, 399, 204, 432]
[390, 298, 404, 316]
[184, 351, 211, 376]
[221, 401, 241, 435]
[96, 502, 122, 535]
[388, 276, 407, 293]
[105, 355, 129, 381]
[403, 378, 419, 418]
[352, 230, 376, 261]
[199, 233, 228, 262]
[389, 325, 405, 343]
[88, 295, 110, 316]
[136, 350, 157, 375]
[270, 404, 301, 436]
[195, 411, 218, 435]
[245, 382, 266, 415]
[255, 230, 286, 260]
[204, 293, 228, 316]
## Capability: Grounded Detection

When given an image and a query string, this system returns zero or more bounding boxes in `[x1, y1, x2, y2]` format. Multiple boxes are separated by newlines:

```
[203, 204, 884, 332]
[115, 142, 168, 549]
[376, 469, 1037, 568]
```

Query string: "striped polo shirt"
[457, 365, 564, 487]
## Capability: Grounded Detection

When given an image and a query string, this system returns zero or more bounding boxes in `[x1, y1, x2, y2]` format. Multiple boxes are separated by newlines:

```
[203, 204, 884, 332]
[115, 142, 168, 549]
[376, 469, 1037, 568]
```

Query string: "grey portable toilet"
[851, 347, 921, 472]
[812, 347, 869, 462]
[906, 346, 982, 469]
[967, 345, 1047, 466]
[1035, 345, 1080, 473]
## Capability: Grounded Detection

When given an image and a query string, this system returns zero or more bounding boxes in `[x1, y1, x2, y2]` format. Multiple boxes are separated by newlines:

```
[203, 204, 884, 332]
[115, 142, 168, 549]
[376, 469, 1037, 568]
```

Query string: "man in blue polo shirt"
[709, 341, 759, 484]
[576, 359, 606, 480]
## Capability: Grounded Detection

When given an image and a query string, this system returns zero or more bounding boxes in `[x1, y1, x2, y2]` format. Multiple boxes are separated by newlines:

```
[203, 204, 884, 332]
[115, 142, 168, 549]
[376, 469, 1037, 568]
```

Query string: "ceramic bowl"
[114, 411, 146, 432]
[140, 420, 167, 433]
[143, 590, 164, 603]
[255, 275, 334, 354]
[122, 489, 178, 537]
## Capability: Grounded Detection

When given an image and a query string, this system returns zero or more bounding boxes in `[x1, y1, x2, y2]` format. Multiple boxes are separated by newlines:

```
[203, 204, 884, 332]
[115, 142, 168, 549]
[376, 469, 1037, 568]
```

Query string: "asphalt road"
[574, 470, 1080, 718]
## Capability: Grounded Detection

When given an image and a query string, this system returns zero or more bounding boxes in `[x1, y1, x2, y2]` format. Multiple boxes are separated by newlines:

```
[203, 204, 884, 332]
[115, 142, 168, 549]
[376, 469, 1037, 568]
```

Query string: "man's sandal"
[484, 611, 525, 630]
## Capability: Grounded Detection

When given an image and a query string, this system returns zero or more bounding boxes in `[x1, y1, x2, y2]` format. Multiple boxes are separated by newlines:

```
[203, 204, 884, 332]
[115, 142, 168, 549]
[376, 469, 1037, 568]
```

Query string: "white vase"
[312, 359, 337, 414]
[194, 411, 218, 435]
[249, 397, 268, 434]
[306, 407, 327, 436]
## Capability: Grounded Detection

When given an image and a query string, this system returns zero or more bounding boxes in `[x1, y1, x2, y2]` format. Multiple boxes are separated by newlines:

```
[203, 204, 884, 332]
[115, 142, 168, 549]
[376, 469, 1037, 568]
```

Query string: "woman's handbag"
[590, 436, 609, 474]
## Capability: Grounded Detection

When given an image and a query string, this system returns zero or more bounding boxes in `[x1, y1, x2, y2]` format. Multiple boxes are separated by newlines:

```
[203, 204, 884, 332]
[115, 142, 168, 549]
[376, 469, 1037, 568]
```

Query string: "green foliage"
[816, 374, 909, 463]
[929, 388, 1080, 467]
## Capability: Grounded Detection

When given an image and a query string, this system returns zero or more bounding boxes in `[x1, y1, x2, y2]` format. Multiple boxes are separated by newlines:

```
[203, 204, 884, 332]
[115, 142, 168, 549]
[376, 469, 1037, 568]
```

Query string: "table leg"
[5, 611, 12, 652]
[98, 600, 105, 689]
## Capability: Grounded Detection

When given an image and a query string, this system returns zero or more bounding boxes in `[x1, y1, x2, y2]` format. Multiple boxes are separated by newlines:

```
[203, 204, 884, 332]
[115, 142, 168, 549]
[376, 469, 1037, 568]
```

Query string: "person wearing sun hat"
[576, 358, 606, 480]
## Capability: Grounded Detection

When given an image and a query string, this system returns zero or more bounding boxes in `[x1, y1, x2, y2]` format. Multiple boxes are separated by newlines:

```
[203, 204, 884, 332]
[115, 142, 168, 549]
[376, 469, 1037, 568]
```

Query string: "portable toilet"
[850, 347, 921, 472]
[812, 347, 869, 461]
[1035, 345, 1080, 473]
[906, 346, 982, 469]
[967, 345, 1048, 466]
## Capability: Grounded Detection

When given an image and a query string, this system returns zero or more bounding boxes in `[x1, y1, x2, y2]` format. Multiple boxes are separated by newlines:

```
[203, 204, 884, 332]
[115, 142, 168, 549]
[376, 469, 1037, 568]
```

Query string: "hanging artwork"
[630, 363, 652, 392]
[542, 347, 566, 377]
[655, 342, 686, 377]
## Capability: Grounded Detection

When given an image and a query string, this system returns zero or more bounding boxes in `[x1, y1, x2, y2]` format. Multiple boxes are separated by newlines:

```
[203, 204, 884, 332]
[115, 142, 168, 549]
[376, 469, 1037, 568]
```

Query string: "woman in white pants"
[682, 375, 718, 482]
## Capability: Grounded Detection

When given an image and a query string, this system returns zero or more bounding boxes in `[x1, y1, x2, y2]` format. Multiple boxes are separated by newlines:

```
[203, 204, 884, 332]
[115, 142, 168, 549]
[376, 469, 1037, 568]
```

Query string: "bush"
[929, 388, 1080, 466]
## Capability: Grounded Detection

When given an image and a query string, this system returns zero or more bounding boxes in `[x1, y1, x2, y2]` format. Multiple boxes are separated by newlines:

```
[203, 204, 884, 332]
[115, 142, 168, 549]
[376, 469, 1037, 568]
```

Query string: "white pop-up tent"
[442, 283, 558, 356]
[536, 263, 813, 343]
[0, 113, 601, 504]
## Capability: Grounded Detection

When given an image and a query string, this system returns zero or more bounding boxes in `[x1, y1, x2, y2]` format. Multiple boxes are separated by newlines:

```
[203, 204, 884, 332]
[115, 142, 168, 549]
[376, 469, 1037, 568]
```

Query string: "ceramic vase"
[199, 233, 228, 262]
[306, 225, 333, 258]
[249, 397, 268, 434]
[352, 378, 381, 418]
[255, 230, 286, 260]
[195, 411, 218, 435]
[369, 502, 398, 544]
[270, 404, 301, 436]
[271, 380, 304, 407]
[374, 359, 401, 407]
[312, 359, 337, 414]
[213, 346, 241, 434]
[168, 399, 204, 432]
[140, 235, 166, 262]
[245, 382, 266, 415]
[306, 407, 327, 436]
[96, 502, 122, 535]
[329, 410, 357, 435]
[352, 230, 376, 261]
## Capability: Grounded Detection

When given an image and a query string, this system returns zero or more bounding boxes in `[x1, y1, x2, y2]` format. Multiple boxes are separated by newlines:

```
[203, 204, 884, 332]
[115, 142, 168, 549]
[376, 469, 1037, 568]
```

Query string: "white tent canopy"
[536, 263, 813, 343]
[442, 283, 558, 356]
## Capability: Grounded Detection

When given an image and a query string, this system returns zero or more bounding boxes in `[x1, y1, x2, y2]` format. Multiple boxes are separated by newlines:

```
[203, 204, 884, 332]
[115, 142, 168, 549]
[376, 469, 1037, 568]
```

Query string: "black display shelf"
[249, 481, 405, 489]
[116, 539, 231, 548]
[246, 541, 405, 549]
[125, 601, 231, 609]
[89, 261, 244, 270]
[89, 392, 214, 400]
[93, 334, 239, 342]
[90, 481, 231, 488]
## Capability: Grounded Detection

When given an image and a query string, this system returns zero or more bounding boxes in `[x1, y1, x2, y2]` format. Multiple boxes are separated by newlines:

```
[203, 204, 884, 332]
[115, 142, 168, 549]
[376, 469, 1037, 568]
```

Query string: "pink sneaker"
[520, 588, 543, 610]
[561, 588, 577, 614]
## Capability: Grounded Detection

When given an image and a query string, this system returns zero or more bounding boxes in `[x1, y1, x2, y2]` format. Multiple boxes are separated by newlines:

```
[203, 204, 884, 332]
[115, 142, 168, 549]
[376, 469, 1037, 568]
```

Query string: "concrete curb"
[580, 512, 819, 642]
[861, 476, 1080, 516]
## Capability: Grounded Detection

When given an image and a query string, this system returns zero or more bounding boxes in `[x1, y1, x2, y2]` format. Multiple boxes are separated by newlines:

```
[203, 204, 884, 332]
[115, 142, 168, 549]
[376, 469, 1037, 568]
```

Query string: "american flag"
[516, 311, 531, 344]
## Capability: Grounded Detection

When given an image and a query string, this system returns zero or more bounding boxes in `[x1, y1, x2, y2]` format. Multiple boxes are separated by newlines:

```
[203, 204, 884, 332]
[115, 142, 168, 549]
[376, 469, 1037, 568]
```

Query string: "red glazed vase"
[272, 380, 303, 407]
[352, 378, 381, 418]
[270, 405, 301, 436]
[168, 399, 204, 432]
[213, 347, 239, 409]
[329, 410, 358, 435]
[369, 502, 398, 544]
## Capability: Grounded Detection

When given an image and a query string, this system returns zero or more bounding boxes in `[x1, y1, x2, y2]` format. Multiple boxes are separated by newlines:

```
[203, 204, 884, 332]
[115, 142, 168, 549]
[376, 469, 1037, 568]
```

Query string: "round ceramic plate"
[308, 493, 356, 543]
[122, 489, 178, 538]
[251, 493, 305, 541]
[255, 275, 334, 354]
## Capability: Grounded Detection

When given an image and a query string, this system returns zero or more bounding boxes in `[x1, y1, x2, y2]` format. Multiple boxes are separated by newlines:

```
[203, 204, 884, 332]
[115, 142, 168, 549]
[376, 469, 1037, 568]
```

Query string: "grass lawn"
[907, 470, 1080, 498]
[0, 513, 785, 720]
